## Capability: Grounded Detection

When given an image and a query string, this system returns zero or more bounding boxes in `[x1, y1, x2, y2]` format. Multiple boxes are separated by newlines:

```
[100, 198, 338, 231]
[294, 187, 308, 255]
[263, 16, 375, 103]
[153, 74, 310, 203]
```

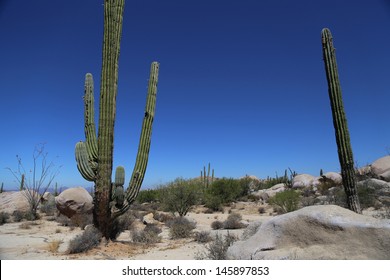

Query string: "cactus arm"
[126, 61, 159, 198]
[112, 62, 159, 218]
[321, 28, 361, 214]
[84, 73, 98, 162]
[75, 141, 96, 181]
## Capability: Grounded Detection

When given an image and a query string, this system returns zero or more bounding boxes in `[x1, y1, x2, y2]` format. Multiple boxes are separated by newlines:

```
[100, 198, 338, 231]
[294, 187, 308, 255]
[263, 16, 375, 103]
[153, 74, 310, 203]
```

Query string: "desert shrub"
[194, 231, 213, 243]
[136, 188, 160, 204]
[196, 232, 238, 260]
[357, 185, 377, 209]
[159, 178, 201, 216]
[258, 206, 266, 214]
[268, 190, 300, 214]
[70, 213, 93, 230]
[56, 214, 72, 226]
[206, 178, 242, 206]
[204, 195, 224, 212]
[0, 212, 10, 225]
[131, 224, 162, 244]
[211, 220, 224, 230]
[40, 199, 57, 216]
[241, 221, 262, 240]
[67, 226, 102, 254]
[223, 213, 246, 229]
[167, 217, 196, 239]
[12, 210, 28, 222]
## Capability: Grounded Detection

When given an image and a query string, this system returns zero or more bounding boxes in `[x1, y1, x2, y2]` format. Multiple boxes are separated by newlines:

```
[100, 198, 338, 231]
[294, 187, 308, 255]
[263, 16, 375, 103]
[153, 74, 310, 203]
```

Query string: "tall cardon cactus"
[75, 0, 160, 239]
[321, 28, 361, 214]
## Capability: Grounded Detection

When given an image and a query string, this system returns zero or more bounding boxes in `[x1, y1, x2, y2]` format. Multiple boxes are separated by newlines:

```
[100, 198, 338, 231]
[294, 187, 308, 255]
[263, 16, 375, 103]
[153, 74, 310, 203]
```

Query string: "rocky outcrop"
[371, 156, 390, 182]
[55, 187, 93, 218]
[227, 205, 390, 259]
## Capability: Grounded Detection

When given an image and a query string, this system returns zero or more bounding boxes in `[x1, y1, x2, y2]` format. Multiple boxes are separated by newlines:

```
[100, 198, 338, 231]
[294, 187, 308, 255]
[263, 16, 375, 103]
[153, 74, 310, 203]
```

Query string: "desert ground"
[0, 202, 271, 260]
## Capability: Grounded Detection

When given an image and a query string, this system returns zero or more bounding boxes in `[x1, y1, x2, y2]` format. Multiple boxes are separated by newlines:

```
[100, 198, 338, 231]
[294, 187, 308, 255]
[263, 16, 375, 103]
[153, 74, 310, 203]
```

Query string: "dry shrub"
[0, 212, 10, 225]
[167, 217, 196, 239]
[223, 213, 246, 229]
[194, 231, 213, 243]
[211, 220, 224, 230]
[67, 226, 102, 254]
[196, 232, 238, 260]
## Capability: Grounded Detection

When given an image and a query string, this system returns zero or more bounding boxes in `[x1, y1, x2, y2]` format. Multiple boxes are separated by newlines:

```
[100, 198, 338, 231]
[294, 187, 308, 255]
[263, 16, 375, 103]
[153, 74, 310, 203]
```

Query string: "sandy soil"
[0, 202, 273, 260]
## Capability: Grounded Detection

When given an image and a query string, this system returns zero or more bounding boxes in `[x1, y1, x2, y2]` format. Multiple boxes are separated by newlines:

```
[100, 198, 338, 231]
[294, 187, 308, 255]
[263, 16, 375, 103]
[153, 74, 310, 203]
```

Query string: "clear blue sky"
[1, 0, 389, 190]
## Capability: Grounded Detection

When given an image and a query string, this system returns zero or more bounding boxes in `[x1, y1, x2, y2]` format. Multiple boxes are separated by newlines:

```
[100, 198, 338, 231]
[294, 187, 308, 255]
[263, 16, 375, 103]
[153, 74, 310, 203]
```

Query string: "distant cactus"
[75, 0, 160, 239]
[20, 174, 25, 191]
[321, 28, 361, 214]
[201, 163, 214, 189]
[0, 182, 3, 193]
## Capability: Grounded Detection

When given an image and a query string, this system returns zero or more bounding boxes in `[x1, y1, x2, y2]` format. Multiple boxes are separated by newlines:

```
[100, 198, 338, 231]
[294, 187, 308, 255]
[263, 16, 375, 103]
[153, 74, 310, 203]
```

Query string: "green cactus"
[201, 163, 214, 189]
[75, 0, 160, 239]
[0, 182, 3, 193]
[20, 174, 25, 191]
[321, 28, 361, 214]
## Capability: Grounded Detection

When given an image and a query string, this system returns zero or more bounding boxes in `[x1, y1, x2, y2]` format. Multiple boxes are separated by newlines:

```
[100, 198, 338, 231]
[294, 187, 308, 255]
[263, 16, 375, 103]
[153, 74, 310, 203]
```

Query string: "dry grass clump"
[67, 226, 102, 254]
[47, 240, 62, 253]
[211, 220, 224, 230]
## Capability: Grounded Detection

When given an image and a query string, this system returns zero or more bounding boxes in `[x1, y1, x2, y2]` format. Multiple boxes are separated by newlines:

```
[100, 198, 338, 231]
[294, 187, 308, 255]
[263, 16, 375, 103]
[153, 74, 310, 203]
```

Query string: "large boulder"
[227, 205, 390, 260]
[371, 155, 390, 182]
[253, 183, 286, 199]
[358, 178, 390, 206]
[55, 187, 93, 218]
[292, 174, 316, 189]
[321, 172, 342, 185]
[0, 191, 36, 214]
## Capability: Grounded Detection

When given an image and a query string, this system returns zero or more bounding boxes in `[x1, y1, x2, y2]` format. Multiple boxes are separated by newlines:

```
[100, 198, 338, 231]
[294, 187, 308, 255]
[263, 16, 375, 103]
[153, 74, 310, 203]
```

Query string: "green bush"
[136, 189, 160, 204]
[205, 178, 243, 211]
[159, 178, 201, 216]
[268, 189, 300, 214]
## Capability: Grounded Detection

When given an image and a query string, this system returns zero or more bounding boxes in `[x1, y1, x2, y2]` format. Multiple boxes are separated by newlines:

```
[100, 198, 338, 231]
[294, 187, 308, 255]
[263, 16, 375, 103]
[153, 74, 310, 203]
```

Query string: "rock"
[227, 205, 390, 260]
[371, 155, 390, 182]
[142, 213, 159, 225]
[41, 192, 55, 203]
[292, 174, 316, 189]
[55, 187, 93, 218]
[0, 191, 37, 214]
[358, 178, 390, 194]
[253, 183, 286, 199]
[321, 172, 342, 185]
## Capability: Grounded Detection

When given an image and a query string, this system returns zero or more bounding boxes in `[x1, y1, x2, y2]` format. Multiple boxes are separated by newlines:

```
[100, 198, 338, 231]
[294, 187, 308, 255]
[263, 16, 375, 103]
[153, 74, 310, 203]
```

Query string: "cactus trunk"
[93, 0, 125, 238]
[321, 28, 361, 214]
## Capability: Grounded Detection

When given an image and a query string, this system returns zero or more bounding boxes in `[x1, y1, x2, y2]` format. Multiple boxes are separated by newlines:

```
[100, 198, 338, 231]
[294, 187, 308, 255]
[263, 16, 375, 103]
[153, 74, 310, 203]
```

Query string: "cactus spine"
[75, 0, 160, 238]
[321, 28, 361, 214]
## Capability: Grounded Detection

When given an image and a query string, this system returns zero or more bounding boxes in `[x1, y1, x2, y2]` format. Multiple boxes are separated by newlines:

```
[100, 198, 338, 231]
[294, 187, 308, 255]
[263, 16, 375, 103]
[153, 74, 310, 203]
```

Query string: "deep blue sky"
[1, 0, 389, 190]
